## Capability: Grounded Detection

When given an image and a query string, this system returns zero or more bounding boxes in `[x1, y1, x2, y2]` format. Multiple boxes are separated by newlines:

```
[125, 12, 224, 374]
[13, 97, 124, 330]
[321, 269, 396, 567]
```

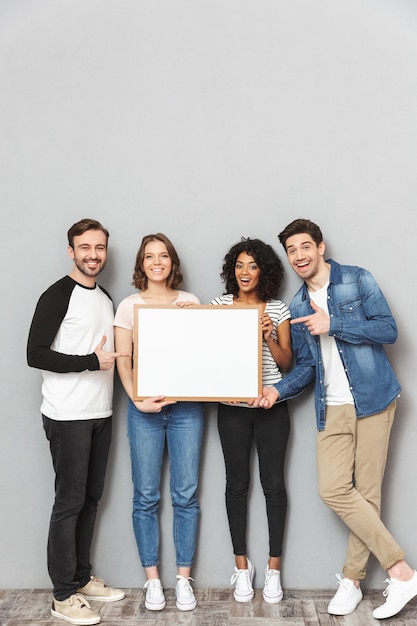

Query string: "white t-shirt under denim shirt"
[308, 282, 354, 406]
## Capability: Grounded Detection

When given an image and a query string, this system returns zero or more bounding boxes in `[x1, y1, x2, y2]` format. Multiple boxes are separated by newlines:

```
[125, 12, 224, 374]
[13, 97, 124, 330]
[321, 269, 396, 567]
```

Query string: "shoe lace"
[144, 579, 162, 599]
[265, 569, 280, 590]
[69, 593, 92, 609]
[382, 578, 391, 598]
[231, 568, 250, 590]
[176, 575, 194, 598]
[88, 576, 106, 588]
[333, 574, 356, 599]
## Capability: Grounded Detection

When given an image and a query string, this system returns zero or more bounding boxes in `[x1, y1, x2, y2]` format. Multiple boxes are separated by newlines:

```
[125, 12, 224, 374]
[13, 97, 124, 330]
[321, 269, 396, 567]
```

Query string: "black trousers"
[43, 415, 112, 601]
[217, 402, 290, 558]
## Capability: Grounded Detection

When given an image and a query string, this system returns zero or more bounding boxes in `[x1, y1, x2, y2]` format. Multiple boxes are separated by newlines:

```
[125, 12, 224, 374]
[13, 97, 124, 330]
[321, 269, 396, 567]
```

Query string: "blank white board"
[133, 304, 262, 401]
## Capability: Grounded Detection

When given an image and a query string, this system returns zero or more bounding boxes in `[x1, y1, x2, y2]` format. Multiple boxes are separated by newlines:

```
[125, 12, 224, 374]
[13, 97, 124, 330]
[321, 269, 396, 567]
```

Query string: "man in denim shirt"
[252, 219, 417, 620]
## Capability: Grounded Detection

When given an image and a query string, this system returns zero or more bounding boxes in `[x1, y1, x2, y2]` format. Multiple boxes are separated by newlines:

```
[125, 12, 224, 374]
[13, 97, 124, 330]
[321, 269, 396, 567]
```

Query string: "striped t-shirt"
[210, 294, 290, 386]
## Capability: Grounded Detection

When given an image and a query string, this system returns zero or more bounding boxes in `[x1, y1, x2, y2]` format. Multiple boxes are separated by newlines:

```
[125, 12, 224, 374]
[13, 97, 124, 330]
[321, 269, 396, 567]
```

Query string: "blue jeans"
[127, 399, 204, 568]
[42, 415, 112, 601]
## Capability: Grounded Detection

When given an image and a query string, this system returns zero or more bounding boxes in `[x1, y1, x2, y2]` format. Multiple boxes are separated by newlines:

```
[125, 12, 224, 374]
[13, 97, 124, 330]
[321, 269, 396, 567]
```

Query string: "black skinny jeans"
[217, 402, 290, 558]
[43, 415, 112, 601]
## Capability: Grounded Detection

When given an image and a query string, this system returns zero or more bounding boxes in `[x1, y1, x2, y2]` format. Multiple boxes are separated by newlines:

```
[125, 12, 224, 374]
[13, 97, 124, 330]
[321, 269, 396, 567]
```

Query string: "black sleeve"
[27, 277, 100, 373]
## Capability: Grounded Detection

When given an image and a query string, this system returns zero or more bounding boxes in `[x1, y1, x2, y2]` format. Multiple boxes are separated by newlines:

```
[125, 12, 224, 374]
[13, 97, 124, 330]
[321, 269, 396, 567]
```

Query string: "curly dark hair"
[132, 233, 183, 290]
[220, 238, 285, 301]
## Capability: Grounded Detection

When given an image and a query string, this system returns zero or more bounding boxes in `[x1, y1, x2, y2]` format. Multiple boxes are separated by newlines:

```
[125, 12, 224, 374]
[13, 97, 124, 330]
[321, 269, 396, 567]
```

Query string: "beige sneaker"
[78, 576, 125, 602]
[51, 593, 100, 625]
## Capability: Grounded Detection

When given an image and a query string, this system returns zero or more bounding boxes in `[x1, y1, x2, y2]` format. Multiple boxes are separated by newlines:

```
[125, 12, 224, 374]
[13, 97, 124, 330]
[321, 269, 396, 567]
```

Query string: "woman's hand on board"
[134, 396, 177, 413]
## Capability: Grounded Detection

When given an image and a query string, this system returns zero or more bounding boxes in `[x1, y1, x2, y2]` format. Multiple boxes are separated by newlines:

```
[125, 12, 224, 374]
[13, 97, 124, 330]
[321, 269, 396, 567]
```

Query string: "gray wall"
[1, 0, 417, 591]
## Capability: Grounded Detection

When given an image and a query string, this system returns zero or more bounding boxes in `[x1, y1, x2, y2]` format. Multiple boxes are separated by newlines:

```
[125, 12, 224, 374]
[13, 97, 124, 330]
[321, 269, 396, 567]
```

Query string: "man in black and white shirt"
[27, 218, 127, 626]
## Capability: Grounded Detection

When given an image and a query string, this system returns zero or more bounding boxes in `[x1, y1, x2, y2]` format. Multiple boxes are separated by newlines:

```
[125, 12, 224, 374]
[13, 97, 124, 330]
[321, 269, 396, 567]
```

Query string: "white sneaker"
[230, 558, 255, 602]
[263, 565, 283, 604]
[373, 571, 417, 619]
[143, 579, 166, 611]
[175, 575, 197, 611]
[327, 574, 363, 615]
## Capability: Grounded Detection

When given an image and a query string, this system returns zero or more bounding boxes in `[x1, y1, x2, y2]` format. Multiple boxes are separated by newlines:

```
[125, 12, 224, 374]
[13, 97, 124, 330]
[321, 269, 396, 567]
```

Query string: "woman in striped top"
[211, 238, 292, 606]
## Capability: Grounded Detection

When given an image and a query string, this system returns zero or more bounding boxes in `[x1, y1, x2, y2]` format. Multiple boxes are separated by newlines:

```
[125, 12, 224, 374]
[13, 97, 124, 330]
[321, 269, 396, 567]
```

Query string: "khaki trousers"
[317, 402, 404, 580]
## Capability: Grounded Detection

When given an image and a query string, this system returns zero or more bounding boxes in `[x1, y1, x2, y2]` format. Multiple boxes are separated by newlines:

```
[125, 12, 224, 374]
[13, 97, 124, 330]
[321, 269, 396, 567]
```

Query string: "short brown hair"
[132, 233, 183, 290]
[278, 218, 323, 250]
[67, 218, 109, 249]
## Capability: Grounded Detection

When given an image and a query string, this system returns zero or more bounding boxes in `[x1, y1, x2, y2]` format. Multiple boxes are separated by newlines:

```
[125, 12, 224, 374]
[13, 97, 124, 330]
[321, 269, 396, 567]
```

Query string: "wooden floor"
[1, 587, 417, 626]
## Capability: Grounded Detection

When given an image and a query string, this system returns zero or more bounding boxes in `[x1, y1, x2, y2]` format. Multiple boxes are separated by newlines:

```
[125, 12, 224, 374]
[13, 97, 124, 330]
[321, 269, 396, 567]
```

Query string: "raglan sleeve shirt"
[27, 276, 100, 372]
[27, 276, 115, 421]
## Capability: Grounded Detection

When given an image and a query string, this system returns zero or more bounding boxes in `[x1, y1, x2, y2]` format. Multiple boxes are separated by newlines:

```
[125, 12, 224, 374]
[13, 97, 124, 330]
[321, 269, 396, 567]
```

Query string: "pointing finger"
[290, 316, 311, 325]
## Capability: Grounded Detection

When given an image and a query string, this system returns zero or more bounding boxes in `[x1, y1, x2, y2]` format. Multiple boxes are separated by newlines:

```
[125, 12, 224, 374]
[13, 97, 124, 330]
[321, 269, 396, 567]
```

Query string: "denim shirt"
[275, 259, 401, 431]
